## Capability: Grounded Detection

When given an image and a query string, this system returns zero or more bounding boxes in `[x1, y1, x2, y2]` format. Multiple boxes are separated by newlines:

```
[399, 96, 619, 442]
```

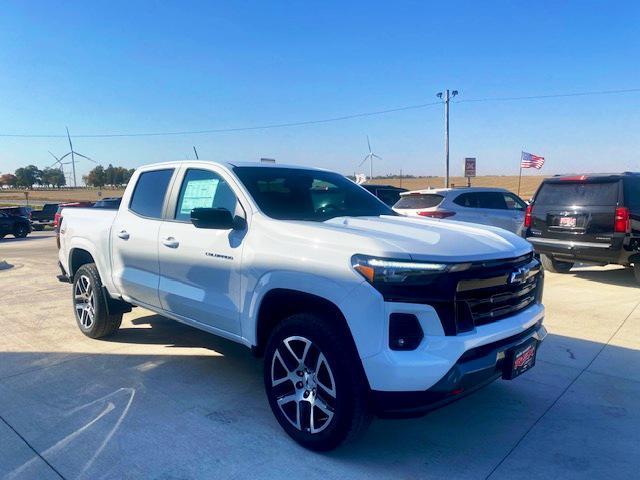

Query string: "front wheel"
[264, 313, 371, 451]
[73, 263, 122, 338]
[540, 254, 574, 273]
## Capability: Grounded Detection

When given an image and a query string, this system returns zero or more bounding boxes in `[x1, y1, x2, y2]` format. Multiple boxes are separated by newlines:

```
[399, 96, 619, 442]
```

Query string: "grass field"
[0, 188, 124, 205]
[0, 175, 546, 205]
[369, 175, 546, 199]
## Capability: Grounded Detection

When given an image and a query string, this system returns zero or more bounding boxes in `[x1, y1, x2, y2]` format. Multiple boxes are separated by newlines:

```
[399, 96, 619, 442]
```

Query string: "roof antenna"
[193, 146, 199, 159]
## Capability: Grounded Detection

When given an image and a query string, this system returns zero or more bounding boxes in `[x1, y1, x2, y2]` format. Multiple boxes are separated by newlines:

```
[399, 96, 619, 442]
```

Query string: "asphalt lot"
[1, 231, 639, 479]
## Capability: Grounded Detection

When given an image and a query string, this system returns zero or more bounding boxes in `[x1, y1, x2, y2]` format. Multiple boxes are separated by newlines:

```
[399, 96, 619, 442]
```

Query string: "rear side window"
[535, 181, 619, 206]
[394, 194, 443, 209]
[623, 178, 640, 210]
[129, 169, 174, 218]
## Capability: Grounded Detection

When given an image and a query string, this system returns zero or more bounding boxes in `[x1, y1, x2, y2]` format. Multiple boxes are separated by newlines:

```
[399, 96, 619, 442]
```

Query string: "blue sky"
[1, 1, 639, 181]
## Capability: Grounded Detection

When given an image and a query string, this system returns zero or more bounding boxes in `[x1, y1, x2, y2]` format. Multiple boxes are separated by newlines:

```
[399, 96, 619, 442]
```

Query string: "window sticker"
[180, 178, 219, 215]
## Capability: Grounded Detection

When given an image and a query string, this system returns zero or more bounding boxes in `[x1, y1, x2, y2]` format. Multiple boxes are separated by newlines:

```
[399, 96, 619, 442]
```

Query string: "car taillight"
[418, 210, 456, 219]
[524, 204, 533, 228]
[614, 207, 630, 233]
[54, 213, 60, 228]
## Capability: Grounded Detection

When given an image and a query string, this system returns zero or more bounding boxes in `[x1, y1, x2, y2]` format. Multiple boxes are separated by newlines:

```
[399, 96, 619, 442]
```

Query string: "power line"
[0, 101, 444, 139]
[455, 87, 640, 104]
[0, 87, 639, 139]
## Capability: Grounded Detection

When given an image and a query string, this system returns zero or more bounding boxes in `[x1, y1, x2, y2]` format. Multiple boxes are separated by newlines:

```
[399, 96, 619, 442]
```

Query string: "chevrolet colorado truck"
[57, 161, 546, 450]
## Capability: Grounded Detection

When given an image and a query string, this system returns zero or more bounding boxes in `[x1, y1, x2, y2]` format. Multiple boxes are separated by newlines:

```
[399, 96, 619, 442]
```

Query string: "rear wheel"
[264, 313, 371, 451]
[540, 254, 573, 273]
[13, 223, 29, 238]
[73, 263, 122, 338]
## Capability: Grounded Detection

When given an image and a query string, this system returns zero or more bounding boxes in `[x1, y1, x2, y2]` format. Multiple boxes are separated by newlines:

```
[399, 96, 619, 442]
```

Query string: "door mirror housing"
[190, 208, 235, 229]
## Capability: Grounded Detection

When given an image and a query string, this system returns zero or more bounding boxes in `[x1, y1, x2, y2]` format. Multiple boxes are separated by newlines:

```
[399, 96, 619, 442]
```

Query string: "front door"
[110, 168, 176, 307]
[158, 168, 245, 335]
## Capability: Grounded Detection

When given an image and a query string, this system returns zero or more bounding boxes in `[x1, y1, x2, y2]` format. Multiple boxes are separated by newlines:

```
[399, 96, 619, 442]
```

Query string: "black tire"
[33, 225, 44, 231]
[72, 263, 122, 338]
[540, 254, 573, 273]
[264, 313, 371, 451]
[13, 223, 29, 238]
[633, 264, 640, 284]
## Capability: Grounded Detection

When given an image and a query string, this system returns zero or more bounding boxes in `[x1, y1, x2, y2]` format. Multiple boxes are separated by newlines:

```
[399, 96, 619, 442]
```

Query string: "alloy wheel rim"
[74, 275, 95, 329]
[271, 336, 336, 434]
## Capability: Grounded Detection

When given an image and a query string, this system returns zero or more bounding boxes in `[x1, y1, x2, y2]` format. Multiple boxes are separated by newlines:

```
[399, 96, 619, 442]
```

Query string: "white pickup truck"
[58, 161, 546, 450]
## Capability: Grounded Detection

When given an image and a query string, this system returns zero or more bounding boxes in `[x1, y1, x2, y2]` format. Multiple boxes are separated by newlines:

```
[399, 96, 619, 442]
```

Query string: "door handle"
[162, 237, 179, 248]
[117, 230, 130, 240]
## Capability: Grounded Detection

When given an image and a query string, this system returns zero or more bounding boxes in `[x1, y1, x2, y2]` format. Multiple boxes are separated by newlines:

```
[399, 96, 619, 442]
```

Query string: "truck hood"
[321, 215, 532, 262]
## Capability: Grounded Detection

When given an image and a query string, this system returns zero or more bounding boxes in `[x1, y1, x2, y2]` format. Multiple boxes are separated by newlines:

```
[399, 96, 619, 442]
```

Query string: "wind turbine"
[55, 127, 97, 187]
[358, 135, 382, 181]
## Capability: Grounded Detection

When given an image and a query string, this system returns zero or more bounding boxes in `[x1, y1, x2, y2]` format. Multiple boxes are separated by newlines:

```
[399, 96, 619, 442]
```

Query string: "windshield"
[233, 167, 396, 221]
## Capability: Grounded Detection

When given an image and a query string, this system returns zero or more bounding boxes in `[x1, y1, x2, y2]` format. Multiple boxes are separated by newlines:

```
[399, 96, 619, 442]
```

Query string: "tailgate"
[530, 179, 621, 244]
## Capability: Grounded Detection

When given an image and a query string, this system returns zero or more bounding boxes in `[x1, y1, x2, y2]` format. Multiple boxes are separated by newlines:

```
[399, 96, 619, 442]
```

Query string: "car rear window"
[536, 181, 619, 206]
[129, 169, 174, 218]
[394, 194, 443, 209]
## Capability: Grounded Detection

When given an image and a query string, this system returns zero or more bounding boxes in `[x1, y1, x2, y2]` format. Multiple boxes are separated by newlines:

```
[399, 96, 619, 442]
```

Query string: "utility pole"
[436, 89, 458, 188]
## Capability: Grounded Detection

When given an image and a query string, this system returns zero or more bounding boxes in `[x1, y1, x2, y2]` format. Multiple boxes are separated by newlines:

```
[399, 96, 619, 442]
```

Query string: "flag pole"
[517, 151, 523, 196]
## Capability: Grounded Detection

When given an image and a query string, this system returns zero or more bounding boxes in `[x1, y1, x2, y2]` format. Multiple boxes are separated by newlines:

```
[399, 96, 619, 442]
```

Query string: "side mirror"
[191, 208, 235, 229]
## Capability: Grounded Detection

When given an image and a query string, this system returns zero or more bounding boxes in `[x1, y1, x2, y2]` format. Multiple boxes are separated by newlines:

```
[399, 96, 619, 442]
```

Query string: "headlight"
[351, 254, 470, 284]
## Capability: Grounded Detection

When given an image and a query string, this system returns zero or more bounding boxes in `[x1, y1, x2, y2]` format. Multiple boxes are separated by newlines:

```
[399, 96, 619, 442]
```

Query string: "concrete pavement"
[0, 231, 638, 479]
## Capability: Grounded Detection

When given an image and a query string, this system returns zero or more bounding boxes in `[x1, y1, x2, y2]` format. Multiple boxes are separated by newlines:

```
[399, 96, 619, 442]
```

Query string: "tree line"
[0, 164, 134, 188]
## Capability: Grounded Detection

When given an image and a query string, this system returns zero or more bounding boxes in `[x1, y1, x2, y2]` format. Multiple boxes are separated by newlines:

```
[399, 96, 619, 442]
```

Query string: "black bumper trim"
[372, 321, 546, 418]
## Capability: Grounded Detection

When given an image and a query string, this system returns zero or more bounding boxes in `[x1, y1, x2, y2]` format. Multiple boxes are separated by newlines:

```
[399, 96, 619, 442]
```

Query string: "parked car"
[360, 184, 407, 206]
[58, 161, 545, 450]
[0, 206, 32, 219]
[393, 187, 528, 234]
[30, 203, 59, 230]
[523, 173, 640, 280]
[0, 211, 32, 238]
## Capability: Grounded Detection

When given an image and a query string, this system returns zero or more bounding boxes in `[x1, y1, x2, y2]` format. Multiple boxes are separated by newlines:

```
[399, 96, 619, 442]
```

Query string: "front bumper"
[372, 320, 547, 418]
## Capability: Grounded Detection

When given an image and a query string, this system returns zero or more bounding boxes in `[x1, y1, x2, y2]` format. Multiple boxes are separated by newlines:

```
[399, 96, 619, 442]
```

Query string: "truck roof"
[138, 160, 331, 172]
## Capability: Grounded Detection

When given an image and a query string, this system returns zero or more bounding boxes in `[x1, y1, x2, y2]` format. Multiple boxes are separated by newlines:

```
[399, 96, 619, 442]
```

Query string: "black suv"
[524, 173, 640, 281]
[361, 184, 407, 206]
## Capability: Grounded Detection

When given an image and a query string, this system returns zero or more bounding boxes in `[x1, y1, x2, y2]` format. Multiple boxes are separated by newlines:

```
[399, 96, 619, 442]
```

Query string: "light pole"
[436, 89, 458, 188]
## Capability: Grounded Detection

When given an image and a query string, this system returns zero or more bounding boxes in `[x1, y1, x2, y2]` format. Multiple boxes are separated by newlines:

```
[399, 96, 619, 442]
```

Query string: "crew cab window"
[129, 169, 174, 218]
[175, 169, 238, 221]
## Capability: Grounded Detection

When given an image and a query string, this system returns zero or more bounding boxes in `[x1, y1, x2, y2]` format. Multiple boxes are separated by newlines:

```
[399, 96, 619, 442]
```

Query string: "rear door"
[110, 168, 177, 307]
[531, 179, 621, 243]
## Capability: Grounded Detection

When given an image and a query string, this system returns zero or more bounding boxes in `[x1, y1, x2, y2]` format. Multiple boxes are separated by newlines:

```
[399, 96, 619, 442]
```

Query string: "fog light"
[389, 313, 423, 351]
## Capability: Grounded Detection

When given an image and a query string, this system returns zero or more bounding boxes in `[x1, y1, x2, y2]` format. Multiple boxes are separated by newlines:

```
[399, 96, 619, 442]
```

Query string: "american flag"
[521, 151, 545, 169]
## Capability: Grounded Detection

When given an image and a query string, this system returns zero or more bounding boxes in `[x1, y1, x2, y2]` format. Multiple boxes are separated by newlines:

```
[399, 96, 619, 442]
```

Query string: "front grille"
[456, 260, 541, 328]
